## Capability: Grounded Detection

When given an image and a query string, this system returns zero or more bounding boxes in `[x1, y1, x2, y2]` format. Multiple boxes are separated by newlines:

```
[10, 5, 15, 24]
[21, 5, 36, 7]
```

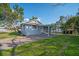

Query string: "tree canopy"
[0, 3, 24, 30]
[30, 16, 38, 20]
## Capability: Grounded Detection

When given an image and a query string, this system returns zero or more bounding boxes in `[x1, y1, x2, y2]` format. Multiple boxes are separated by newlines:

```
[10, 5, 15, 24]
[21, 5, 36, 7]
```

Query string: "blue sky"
[10, 3, 79, 24]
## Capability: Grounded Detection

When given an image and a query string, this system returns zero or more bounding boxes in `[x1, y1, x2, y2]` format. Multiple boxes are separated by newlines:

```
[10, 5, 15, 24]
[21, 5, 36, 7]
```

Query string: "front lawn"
[1, 35, 79, 56]
[0, 32, 22, 39]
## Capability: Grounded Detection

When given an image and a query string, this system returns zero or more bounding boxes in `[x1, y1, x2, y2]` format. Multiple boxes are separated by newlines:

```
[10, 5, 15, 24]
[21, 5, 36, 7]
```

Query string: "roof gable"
[26, 19, 42, 25]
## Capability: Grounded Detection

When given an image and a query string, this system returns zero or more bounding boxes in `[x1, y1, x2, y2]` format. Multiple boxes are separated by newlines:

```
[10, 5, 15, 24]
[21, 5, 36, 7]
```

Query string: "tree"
[0, 3, 12, 27]
[0, 4, 24, 32]
[62, 16, 79, 34]
[30, 16, 38, 20]
[51, 23, 56, 33]
[76, 8, 79, 16]
[13, 4, 24, 21]
[59, 16, 65, 28]
[12, 4, 24, 32]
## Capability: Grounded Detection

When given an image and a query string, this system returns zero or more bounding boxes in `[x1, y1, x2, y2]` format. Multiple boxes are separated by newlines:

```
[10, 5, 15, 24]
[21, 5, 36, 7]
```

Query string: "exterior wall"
[21, 25, 26, 35]
[21, 25, 42, 36]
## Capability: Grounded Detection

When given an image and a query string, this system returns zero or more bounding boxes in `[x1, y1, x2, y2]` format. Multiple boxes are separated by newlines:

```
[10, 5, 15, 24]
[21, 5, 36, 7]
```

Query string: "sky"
[10, 3, 79, 25]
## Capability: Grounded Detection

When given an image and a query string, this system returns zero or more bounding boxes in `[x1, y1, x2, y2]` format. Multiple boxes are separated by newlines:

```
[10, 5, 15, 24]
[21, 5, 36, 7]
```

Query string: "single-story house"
[21, 19, 51, 36]
[0, 27, 8, 32]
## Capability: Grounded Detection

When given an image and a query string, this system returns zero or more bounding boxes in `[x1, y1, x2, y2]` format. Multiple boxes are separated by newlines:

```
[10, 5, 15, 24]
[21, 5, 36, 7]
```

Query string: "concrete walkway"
[0, 34, 54, 50]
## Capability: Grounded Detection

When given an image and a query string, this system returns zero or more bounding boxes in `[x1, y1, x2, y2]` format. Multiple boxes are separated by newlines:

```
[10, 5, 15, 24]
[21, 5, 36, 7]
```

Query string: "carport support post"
[48, 26, 50, 36]
[42, 26, 44, 33]
[37, 25, 38, 30]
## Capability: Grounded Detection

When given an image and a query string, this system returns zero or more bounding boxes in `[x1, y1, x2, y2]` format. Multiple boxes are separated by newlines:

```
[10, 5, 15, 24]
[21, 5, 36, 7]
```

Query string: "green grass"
[1, 35, 79, 56]
[0, 32, 21, 39]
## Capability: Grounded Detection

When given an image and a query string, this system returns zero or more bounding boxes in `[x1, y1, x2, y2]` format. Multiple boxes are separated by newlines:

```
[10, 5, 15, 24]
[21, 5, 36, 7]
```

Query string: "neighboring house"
[53, 16, 69, 33]
[0, 27, 8, 32]
[21, 19, 51, 36]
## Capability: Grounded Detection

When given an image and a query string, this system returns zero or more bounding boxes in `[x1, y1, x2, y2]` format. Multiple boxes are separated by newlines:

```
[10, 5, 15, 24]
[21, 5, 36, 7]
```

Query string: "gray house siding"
[21, 25, 42, 36]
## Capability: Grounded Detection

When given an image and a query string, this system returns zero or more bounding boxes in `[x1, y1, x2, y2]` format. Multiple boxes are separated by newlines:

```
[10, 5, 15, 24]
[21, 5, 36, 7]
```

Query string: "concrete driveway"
[0, 34, 54, 49]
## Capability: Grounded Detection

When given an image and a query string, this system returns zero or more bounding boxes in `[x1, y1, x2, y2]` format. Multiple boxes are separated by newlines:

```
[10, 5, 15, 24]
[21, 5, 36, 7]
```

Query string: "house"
[21, 19, 51, 36]
[0, 27, 8, 32]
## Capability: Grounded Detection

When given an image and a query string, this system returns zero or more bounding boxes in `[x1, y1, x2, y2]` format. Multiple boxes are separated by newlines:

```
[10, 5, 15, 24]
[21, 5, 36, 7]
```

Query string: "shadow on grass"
[8, 32, 21, 36]
[11, 44, 18, 56]
[10, 38, 18, 56]
[0, 44, 3, 56]
[0, 50, 3, 56]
